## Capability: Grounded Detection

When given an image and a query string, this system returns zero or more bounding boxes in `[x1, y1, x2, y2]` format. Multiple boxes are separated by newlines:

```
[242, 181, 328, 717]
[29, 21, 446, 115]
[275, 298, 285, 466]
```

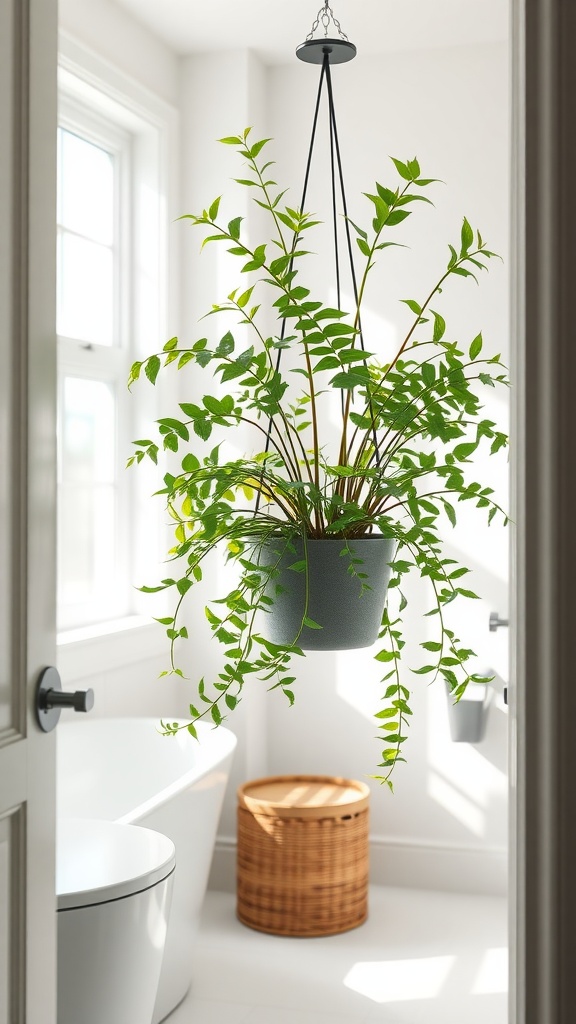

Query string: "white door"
[0, 1, 58, 1021]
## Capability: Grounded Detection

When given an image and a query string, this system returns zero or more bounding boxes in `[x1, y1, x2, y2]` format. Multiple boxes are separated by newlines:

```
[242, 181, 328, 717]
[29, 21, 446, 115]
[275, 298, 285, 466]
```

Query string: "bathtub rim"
[57, 716, 237, 824]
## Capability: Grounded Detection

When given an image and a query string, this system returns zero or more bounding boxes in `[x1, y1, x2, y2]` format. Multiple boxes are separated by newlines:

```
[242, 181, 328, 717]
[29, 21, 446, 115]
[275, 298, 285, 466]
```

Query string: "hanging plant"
[128, 129, 508, 789]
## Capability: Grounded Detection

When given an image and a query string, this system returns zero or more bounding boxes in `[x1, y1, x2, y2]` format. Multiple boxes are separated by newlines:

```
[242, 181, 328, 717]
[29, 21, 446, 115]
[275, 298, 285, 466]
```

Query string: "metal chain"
[306, 1, 349, 41]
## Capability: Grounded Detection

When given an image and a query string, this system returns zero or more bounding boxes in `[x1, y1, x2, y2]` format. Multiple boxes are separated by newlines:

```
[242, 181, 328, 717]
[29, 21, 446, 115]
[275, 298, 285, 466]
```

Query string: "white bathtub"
[57, 717, 237, 1023]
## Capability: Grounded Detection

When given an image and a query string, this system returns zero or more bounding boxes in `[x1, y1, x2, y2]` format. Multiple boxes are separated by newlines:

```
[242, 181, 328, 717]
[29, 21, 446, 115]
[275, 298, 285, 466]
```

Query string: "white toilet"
[57, 818, 175, 1024]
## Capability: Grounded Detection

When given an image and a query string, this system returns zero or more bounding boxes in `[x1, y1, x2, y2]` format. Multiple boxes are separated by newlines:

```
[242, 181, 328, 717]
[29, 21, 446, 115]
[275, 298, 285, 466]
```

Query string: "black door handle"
[35, 666, 94, 732]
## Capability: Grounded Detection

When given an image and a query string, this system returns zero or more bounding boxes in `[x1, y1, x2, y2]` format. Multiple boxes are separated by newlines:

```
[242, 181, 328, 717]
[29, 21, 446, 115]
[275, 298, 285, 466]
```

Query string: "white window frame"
[56, 33, 179, 673]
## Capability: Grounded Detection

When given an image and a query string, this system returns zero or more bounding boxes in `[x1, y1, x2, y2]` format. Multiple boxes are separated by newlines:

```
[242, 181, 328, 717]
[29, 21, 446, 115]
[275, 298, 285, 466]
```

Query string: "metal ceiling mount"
[296, 1, 357, 64]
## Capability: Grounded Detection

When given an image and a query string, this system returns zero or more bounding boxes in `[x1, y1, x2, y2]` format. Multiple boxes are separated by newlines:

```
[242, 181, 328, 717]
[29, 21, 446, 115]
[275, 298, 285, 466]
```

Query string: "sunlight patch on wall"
[427, 684, 507, 822]
[427, 770, 485, 837]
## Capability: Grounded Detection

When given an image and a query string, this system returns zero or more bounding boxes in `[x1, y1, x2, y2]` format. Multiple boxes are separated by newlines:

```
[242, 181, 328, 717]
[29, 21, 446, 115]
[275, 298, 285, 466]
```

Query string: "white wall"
[59, 0, 179, 106]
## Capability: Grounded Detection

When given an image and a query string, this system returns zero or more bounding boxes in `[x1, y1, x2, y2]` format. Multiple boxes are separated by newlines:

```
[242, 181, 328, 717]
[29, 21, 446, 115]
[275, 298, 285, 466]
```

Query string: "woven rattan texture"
[237, 802, 369, 937]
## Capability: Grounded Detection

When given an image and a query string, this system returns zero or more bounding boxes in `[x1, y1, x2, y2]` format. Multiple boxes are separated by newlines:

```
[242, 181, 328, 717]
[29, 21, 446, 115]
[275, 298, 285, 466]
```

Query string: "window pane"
[61, 377, 115, 482]
[58, 129, 114, 245]
[58, 379, 122, 626]
[58, 233, 114, 345]
[58, 483, 116, 611]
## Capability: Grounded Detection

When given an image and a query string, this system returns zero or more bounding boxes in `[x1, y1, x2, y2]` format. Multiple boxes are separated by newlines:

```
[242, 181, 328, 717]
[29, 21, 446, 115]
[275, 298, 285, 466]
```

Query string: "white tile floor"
[167, 886, 507, 1024]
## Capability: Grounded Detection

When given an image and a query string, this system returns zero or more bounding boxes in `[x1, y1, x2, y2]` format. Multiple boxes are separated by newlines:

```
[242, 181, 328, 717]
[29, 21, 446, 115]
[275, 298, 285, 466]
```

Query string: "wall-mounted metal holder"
[489, 611, 509, 632]
[445, 681, 491, 743]
[35, 666, 94, 733]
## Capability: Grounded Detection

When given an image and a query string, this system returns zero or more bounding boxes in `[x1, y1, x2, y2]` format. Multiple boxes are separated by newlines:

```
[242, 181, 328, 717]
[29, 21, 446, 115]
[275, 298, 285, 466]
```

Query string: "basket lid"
[238, 774, 370, 819]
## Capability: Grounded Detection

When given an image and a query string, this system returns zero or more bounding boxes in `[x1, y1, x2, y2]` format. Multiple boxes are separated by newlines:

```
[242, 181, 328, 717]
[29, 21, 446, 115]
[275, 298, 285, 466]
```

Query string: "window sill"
[57, 615, 168, 683]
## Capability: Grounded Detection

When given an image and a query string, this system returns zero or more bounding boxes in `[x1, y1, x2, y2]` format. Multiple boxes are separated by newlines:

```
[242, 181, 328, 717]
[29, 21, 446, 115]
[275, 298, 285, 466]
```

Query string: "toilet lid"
[57, 819, 175, 911]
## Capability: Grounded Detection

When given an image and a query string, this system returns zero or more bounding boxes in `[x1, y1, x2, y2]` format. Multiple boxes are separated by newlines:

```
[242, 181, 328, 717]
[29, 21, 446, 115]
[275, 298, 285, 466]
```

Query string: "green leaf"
[208, 196, 221, 220]
[145, 355, 161, 385]
[303, 617, 322, 630]
[315, 356, 340, 372]
[330, 369, 370, 390]
[178, 352, 194, 370]
[237, 287, 254, 308]
[181, 452, 200, 472]
[401, 298, 422, 315]
[443, 500, 456, 527]
[376, 183, 397, 205]
[453, 442, 477, 461]
[323, 323, 356, 337]
[460, 217, 474, 255]
[391, 157, 413, 181]
[219, 136, 242, 145]
[350, 412, 374, 429]
[386, 210, 411, 226]
[449, 567, 471, 579]
[216, 331, 235, 356]
[469, 333, 483, 360]
[242, 244, 266, 272]
[431, 310, 446, 342]
[158, 417, 190, 440]
[250, 138, 271, 158]
[211, 705, 223, 725]
[228, 217, 243, 240]
[348, 219, 368, 240]
[128, 360, 142, 386]
[193, 418, 212, 441]
[375, 650, 396, 662]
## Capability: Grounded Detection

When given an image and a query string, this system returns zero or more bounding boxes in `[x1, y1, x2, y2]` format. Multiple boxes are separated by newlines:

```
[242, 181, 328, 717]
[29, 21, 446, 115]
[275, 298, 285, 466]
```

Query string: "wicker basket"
[237, 774, 370, 937]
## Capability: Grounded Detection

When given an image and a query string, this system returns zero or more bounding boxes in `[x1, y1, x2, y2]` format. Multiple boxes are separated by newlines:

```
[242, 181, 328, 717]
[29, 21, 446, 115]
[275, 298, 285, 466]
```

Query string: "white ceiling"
[112, 0, 508, 64]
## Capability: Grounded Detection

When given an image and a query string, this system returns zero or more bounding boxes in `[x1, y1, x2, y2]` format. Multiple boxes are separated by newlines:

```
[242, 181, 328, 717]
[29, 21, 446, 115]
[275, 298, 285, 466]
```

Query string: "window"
[57, 105, 132, 631]
[55, 50, 175, 641]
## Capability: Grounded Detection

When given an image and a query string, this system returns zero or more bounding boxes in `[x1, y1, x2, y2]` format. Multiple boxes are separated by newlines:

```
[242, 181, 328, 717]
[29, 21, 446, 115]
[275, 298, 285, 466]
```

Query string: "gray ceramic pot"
[255, 535, 396, 651]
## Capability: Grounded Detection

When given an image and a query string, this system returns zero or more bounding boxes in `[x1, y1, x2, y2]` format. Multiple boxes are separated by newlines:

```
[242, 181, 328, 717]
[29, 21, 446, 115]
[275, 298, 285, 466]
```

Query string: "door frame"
[511, 1, 576, 1021]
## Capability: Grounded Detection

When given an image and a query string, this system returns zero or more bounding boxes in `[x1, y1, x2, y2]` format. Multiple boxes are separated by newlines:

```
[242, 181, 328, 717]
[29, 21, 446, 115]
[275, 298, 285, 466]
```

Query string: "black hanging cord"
[256, 45, 380, 518]
[326, 56, 345, 416]
[327, 66, 342, 313]
[255, 58, 327, 513]
[325, 58, 381, 465]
